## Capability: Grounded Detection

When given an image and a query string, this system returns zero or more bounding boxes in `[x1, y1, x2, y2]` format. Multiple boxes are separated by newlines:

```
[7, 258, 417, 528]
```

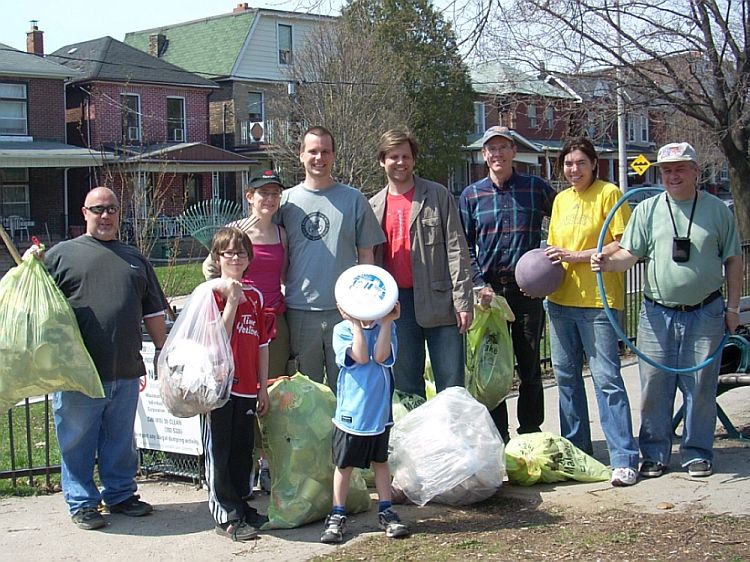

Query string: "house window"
[500, 108, 516, 129]
[0, 168, 30, 216]
[278, 24, 293, 65]
[0, 83, 28, 135]
[167, 97, 185, 142]
[248, 92, 264, 122]
[627, 113, 649, 143]
[121, 94, 141, 143]
[544, 106, 554, 130]
[473, 102, 485, 135]
[527, 104, 537, 128]
[185, 175, 202, 207]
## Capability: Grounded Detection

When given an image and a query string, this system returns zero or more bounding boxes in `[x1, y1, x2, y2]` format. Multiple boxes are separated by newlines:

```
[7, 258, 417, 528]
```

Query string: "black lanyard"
[665, 191, 698, 238]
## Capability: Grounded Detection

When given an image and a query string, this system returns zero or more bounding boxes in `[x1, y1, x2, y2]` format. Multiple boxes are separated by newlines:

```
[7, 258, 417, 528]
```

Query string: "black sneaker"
[244, 508, 269, 529]
[687, 459, 713, 477]
[639, 460, 666, 478]
[378, 507, 410, 538]
[320, 513, 346, 544]
[108, 494, 153, 517]
[72, 507, 106, 530]
[215, 520, 258, 541]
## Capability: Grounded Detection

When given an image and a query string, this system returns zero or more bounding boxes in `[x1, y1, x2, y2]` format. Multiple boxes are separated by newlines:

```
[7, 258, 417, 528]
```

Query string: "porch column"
[211, 171, 220, 199]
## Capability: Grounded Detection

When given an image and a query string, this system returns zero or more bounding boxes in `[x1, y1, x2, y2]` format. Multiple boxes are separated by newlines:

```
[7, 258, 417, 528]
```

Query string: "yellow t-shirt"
[547, 180, 631, 309]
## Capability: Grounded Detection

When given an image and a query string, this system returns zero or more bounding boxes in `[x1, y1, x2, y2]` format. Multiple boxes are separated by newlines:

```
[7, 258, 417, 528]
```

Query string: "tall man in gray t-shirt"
[278, 126, 385, 390]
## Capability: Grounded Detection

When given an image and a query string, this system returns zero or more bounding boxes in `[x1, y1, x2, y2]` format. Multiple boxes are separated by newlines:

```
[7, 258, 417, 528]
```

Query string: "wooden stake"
[0, 223, 22, 265]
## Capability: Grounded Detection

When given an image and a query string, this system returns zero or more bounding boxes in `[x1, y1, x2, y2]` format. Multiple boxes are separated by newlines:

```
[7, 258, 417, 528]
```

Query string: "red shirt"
[214, 284, 269, 397]
[383, 187, 414, 288]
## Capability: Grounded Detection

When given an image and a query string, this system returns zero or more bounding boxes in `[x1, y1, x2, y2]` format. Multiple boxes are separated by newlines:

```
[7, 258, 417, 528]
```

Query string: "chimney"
[26, 20, 44, 56]
[148, 33, 167, 57]
[233, 3, 250, 12]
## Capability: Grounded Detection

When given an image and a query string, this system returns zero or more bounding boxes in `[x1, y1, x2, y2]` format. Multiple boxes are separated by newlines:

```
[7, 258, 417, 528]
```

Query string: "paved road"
[1, 360, 749, 561]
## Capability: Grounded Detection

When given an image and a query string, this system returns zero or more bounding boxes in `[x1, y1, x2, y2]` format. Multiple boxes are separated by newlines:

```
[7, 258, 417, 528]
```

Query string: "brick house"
[124, 3, 334, 196]
[48, 36, 257, 239]
[0, 33, 105, 265]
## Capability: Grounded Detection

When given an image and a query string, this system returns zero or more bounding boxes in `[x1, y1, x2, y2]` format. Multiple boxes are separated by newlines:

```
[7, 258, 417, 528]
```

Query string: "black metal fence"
[3, 241, 750, 489]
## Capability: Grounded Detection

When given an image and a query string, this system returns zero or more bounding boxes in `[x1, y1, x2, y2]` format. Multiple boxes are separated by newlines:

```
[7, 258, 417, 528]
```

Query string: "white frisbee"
[335, 265, 399, 321]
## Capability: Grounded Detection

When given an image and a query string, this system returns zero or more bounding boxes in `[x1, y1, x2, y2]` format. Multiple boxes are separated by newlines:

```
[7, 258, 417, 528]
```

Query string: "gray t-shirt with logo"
[278, 182, 385, 310]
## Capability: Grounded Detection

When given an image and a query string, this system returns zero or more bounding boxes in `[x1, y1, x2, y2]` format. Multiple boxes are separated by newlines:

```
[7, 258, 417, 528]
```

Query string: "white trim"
[166, 95, 187, 142]
[277, 22, 293, 67]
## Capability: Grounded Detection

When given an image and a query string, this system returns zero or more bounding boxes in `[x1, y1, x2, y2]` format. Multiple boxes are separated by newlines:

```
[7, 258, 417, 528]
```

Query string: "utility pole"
[616, 0, 628, 193]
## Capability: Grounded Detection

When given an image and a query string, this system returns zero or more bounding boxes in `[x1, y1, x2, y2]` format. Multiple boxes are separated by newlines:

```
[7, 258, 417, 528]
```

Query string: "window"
[166, 97, 185, 142]
[121, 94, 141, 143]
[0, 83, 28, 135]
[627, 113, 649, 143]
[544, 106, 555, 130]
[278, 24, 293, 65]
[248, 92, 263, 122]
[0, 168, 30, 216]
[527, 104, 537, 128]
[500, 106, 516, 129]
[473, 102, 485, 135]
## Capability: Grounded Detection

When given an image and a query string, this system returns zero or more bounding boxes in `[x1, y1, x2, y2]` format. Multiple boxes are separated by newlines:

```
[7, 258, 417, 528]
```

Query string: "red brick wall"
[81, 82, 211, 148]
[0, 75, 66, 141]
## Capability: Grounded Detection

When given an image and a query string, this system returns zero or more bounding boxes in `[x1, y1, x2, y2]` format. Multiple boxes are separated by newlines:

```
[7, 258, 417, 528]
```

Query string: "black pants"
[487, 280, 545, 439]
[203, 395, 257, 524]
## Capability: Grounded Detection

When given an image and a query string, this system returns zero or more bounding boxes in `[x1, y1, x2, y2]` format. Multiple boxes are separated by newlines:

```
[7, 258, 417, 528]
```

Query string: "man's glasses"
[85, 205, 120, 215]
[219, 251, 249, 259]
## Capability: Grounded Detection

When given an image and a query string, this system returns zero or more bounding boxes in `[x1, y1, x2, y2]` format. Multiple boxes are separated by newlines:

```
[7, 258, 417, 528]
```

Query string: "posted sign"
[135, 341, 203, 455]
[630, 154, 652, 176]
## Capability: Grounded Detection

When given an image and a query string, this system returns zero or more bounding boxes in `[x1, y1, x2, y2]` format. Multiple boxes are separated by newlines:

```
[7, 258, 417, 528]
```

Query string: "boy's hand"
[217, 278, 246, 304]
[382, 301, 401, 323]
[256, 387, 270, 416]
[337, 304, 364, 328]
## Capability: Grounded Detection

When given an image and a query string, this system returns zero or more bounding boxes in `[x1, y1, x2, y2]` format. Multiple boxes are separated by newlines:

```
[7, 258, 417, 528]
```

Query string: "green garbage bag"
[258, 374, 370, 529]
[0, 256, 103, 412]
[504, 432, 612, 486]
[465, 296, 515, 410]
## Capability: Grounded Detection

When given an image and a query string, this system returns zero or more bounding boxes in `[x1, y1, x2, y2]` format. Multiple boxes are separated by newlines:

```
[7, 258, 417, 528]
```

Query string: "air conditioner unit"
[249, 121, 265, 143]
[172, 128, 184, 142]
[128, 126, 141, 141]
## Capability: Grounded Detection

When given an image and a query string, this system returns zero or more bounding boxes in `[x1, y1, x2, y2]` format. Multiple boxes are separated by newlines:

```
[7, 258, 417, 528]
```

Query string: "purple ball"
[514, 248, 565, 298]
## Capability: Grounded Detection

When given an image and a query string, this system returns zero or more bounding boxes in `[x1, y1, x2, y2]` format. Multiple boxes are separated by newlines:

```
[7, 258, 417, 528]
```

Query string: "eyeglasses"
[219, 251, 249, 259]
[256, 191, 282, 199]
[484, 145, 514, 155]
[84, 205, 120, 215]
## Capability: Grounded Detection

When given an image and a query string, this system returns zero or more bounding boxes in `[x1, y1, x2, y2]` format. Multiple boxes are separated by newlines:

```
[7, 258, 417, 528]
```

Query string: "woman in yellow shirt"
[544, 137, 639, 487]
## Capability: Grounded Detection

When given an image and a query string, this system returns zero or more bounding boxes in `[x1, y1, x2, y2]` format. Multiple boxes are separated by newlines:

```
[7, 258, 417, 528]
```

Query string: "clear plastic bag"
[504, 432, 612, 486]
[465, 296, 515, 410]
[0, 256, 103, 412]
[157, 279, 234, 418]
[389, 386, 505, 506]
[258, 374, 370, 529]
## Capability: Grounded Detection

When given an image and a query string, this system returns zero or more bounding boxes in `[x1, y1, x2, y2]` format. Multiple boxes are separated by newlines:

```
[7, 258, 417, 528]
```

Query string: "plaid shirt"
[459, 171, 556, 285]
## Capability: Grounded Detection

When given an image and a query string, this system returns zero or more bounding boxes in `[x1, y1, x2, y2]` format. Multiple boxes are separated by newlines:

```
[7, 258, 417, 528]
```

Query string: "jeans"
[637, 297, 725, 466]
[547, 302, 638, 469]
[287, 308, 342, 392]
[488, 282, 545, 437]
[53, 378, 140, 515]
[391, 288, 465, 399]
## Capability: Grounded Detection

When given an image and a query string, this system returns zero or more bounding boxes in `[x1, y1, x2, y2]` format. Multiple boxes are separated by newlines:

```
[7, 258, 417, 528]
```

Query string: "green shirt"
[620, 191, 740, 307]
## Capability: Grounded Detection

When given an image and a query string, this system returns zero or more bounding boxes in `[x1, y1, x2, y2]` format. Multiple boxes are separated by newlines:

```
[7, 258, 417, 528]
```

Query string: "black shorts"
[331, 426, 391, 469]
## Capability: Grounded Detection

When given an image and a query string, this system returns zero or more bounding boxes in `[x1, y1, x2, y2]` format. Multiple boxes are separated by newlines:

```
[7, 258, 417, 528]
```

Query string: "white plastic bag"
[158, 279, 234, 417]
[389, 386, 505, 506]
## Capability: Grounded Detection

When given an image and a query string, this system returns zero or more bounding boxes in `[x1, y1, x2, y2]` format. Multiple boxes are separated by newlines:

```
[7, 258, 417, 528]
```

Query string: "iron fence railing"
[3, 241, 750, 488]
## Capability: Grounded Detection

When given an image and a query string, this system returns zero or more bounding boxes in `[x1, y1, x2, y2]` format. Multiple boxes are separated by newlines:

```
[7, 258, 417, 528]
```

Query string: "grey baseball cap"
[656, 142, 698, 164]
[480, 125, 515, 146]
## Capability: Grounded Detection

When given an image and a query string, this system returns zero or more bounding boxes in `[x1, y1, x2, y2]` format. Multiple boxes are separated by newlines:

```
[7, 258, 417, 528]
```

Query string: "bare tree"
[267, 19, 412, 196]
[463, 0, 750, 238]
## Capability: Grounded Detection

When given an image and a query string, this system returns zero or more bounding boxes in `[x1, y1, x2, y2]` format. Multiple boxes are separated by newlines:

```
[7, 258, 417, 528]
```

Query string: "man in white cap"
[592, 142, 742, 479]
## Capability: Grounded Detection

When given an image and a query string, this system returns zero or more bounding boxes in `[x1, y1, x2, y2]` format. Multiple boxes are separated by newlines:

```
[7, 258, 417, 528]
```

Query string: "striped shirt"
[459, 172, 556, 285]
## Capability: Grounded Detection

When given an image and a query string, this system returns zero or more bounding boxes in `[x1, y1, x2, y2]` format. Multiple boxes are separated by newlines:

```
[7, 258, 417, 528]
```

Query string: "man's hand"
[456, 310, 473, 334]
[477, 285, 495, 307]
[591, 252, 607, 272]
[726, 311, 741, 334]
[256, 387, 270, 416]
[22, 243, 45, 261]
[153, 348, 162, 379]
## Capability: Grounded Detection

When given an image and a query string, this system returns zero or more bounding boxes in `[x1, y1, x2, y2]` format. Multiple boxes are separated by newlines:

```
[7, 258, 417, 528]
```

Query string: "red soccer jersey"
[214, 284, 269, 397]
[383, 188, 414, 288]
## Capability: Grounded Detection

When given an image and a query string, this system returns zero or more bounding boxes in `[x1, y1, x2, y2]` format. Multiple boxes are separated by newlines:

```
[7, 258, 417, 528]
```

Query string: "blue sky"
[1, 0, 342, 54]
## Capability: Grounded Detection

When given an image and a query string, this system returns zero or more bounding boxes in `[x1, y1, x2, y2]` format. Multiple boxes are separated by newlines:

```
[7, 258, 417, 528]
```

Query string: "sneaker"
[687, 459, 713, 477]
[244, 508, 269, 529]
[378, 507, 410, 538]
[320, 513, 346, 544]
[639, 460, 666, 478]
[107, 494, 153, 517]
[611, 467, 637, 487]
[71, 507, 106, 530]
[215, 520, 258, 541]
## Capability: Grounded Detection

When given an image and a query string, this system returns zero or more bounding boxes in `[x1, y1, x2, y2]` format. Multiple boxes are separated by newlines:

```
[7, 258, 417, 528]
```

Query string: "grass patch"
[155, 261, 205, 298]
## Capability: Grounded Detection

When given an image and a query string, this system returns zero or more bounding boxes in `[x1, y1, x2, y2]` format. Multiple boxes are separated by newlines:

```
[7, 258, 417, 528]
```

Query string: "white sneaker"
[611, 467, 637, 487]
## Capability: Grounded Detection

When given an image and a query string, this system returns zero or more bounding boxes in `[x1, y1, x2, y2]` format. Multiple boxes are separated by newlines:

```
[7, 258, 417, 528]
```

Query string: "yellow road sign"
[630, 154, 652, 176]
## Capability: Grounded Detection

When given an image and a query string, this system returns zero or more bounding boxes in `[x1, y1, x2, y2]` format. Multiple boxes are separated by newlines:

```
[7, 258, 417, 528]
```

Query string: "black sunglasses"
[85, 205, 120, 215]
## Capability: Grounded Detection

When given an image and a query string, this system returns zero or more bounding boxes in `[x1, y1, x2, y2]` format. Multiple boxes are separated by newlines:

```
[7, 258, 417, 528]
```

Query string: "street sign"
[630, 154, 652, 176]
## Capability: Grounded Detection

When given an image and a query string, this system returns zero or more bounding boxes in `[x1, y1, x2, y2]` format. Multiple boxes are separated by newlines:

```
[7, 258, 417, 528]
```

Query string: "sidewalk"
[1, 361, 749, 561]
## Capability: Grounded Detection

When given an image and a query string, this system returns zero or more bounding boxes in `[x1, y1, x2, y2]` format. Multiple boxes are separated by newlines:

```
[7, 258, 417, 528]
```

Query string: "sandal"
[215, 520, 258, 541]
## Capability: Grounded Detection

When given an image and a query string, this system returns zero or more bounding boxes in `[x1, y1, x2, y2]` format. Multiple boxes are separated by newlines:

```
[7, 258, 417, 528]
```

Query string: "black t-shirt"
[46, 236, 165, 381]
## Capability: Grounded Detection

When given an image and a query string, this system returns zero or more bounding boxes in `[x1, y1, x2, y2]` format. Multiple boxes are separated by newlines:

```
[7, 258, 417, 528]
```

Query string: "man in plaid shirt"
[459, 126, 556, 443]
